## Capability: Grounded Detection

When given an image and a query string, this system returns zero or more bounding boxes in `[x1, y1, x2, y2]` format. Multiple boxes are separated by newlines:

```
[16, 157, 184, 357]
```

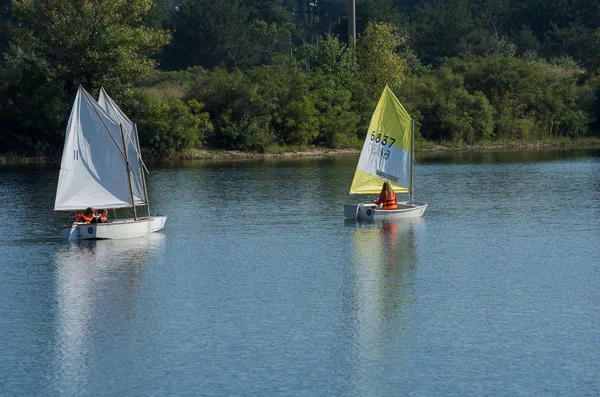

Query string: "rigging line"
[135, 123, 151, 216]
[120, 123, 138, 220]
[102, 92, 150, 174]
[130, 123, 149, 174]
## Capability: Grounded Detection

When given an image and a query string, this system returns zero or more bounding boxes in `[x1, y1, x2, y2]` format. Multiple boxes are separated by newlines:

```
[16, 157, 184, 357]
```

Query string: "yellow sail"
[349, 86, 413, 194]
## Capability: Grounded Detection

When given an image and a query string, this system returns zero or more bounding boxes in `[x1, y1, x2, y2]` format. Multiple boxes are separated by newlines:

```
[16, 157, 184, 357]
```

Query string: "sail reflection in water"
[51, 234, 165, 395]
[345, 218, 424, 389]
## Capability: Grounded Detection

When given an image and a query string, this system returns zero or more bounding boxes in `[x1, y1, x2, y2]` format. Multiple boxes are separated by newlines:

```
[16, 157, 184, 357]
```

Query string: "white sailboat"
[344, 86, 427, 220]
[55, 86, 167, 240]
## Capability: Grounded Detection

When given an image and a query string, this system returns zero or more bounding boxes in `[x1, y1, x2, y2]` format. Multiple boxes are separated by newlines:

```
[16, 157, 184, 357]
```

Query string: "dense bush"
[402, 67, 495, 143]
[399, 55, 595, 144]
[122, 89, 213, 155]
[0, 46, 68, 156]
[185, 58, 365, 152]
[450, 56, 592, 139]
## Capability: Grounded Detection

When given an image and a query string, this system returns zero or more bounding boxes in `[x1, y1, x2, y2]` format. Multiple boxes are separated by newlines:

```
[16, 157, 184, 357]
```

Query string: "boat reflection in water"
[51, 234, 165, 395]
[344, 218, 424, 391]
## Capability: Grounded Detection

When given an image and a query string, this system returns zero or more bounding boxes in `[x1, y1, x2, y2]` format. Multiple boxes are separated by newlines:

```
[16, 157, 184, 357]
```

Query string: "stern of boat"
[145, 215, 167, 232]
[344, 203, 378, 220]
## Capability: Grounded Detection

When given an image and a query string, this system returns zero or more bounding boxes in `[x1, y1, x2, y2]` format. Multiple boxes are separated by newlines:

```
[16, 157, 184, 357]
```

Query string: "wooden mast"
[410, 118, 414, 204]
[120, 124, 137, 220]
[134, 124, 151, 216]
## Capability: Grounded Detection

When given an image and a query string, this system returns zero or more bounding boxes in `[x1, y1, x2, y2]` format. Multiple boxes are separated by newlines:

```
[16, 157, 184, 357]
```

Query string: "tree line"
[0, 0, 599, 157]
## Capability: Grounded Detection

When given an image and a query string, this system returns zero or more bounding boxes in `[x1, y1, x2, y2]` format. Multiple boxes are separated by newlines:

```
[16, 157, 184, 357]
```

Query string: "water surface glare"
[0, 148, 599, 396]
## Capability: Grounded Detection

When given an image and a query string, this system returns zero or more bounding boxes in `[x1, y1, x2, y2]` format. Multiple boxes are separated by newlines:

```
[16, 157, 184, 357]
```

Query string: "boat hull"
[143, 215, 167, 232]
[61, 216, 166, 240]
[344, 201, 427, 220]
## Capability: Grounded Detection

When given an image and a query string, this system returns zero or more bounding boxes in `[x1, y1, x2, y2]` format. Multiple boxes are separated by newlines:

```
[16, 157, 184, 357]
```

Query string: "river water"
[0, 148, 599, 396]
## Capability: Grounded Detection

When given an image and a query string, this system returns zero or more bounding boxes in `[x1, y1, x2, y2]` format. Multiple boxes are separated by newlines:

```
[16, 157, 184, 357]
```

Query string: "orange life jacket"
[99, 215, 108, 222]
[382, 190, 397, 210]
[75, 213, 93, 223]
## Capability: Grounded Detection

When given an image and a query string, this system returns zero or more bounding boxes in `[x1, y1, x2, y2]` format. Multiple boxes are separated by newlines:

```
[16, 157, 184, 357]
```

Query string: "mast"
[135, 124, 151, 216]
[410, 118, 415, 204]
[121, 124, 137, 220]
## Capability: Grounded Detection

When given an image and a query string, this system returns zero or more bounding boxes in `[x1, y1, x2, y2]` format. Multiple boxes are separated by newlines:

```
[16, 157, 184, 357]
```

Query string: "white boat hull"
[141, 215, 167, 232]
[344, 201, 427, 220]
[61, 216, 167, 240]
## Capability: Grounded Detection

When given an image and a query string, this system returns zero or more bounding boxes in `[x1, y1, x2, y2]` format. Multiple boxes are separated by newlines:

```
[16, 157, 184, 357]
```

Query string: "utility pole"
[348, 0, 356, 47]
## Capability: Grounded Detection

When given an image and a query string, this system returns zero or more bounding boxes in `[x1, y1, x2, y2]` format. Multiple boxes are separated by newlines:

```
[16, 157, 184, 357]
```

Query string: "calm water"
[1, 148, 599, 396]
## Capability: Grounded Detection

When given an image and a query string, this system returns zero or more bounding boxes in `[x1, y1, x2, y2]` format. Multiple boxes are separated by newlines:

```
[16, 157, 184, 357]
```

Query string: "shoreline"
[152, 139, 600, 161]
[2, 139, 599, 164]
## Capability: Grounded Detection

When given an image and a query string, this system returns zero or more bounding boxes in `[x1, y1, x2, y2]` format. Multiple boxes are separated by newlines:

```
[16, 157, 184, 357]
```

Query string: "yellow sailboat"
[344, 86, 428, 220]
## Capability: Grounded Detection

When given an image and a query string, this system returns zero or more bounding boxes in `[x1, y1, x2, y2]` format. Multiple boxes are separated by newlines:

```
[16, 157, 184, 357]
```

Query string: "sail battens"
[349, 86, 414, 195]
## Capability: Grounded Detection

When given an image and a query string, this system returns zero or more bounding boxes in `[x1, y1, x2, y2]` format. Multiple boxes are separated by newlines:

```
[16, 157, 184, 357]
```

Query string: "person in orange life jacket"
[94, 209, 108, 223]
[373, 181, 398, 210]
[91, 209, 107, 223]
[75, 207, 94, 223]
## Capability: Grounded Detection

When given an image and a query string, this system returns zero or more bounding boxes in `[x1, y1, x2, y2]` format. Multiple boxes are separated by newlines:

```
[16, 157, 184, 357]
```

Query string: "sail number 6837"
[370, 132, 396, 147]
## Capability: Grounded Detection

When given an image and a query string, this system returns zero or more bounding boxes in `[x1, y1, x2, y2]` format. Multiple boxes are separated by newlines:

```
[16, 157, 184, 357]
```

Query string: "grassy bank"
[2, 137, 599, 164]
[417, 136, 600, 152]
[153, 136, 600, 160]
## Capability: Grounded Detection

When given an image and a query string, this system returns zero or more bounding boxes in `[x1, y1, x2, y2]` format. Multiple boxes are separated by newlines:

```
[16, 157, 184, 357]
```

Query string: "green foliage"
[192, 60, 322, 150]
[454, 56, 591, 139]
[164, 0, 296, 71]
[122, 89, 213, 155]
[584, 72, 600, 130]
[356, 0, 402, 32]
[0, 0, 169, 156]
[513, 26, 541, 55]
[401, 55, 593, 144]
[291, 0, 347, 45]
[0, 45, 68, 155]
[356, 22, 410, 95]
[486, 35, 517, 58]
[249, 20, 295, 66]
[12, 0, 170, 93]
[402, 67, 494, 144]
[182, 56, 364, 151]
[308, 74, 361, 148]
[0, 0, 13, 53]
[314, 34, 352, 80]
[410, 0, 477, 65]
[2, 0, 600, 157]
[186, 67, 269, 150]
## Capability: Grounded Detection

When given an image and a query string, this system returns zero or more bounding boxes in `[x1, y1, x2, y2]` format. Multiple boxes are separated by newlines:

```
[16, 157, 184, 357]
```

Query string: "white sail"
[97, 88, 147, 205]
[54, 87, 145, 211]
